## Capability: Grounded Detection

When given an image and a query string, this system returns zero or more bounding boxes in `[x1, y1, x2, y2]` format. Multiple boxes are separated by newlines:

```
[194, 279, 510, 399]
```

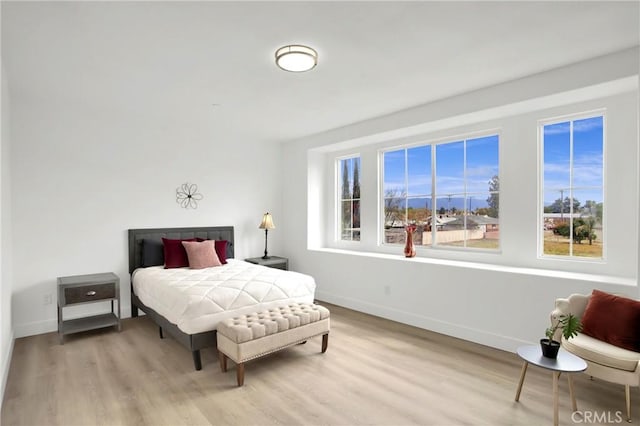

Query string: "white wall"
[281, 49, 639, 353]
[1, 60, 14, 409]
[8, 78, 284, 338]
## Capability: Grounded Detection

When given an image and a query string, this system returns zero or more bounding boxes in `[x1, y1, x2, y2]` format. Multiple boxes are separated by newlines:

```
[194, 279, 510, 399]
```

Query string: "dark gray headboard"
[128, 226, 234, 274]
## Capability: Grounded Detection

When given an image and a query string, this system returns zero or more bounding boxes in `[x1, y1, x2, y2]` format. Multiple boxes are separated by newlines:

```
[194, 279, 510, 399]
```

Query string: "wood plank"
[2, 303, 636, 425]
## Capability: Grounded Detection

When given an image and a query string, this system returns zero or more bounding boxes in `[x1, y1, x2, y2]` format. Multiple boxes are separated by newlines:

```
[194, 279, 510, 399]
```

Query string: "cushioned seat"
[217, 303, 330, 386]
[563, 333, 640, 372]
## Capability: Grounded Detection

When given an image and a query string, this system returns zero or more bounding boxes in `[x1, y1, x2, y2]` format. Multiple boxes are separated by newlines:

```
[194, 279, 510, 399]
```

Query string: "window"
[338, 156, 361, 241]
[383, 134, 499, 250]
[541, 114, 604, 259]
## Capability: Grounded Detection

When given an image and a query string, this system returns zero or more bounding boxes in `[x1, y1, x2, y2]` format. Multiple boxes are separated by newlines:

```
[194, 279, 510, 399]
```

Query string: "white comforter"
[132, 259, 316, 334]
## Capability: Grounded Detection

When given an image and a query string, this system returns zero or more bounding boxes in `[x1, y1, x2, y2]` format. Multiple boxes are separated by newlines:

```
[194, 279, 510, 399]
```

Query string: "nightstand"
[57, 272, 121, 344]
[244, 256, 289, 271]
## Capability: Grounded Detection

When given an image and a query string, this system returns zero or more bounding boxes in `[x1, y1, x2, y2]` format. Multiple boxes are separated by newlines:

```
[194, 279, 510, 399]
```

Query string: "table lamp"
[259, 213, 275, 259]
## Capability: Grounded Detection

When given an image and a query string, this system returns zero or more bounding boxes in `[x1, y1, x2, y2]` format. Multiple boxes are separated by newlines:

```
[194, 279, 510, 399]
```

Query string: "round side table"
[515, 344, 587, 426]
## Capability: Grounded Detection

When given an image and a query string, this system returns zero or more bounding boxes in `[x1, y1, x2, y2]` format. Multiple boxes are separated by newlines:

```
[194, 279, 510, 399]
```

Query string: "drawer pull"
[86, 291, 97, 296]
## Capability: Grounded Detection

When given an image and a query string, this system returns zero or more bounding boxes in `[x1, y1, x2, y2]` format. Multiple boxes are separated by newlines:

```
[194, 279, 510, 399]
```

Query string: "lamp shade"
[259, 213, 275, 230]
[275, 45, 317, 72]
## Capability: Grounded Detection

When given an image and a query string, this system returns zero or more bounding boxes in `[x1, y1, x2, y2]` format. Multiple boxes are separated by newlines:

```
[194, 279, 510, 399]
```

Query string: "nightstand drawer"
[64, 283, 115, 305]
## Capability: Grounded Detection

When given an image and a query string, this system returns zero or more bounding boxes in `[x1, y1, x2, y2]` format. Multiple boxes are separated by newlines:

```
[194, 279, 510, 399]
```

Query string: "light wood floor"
[2, 303, 637, 426]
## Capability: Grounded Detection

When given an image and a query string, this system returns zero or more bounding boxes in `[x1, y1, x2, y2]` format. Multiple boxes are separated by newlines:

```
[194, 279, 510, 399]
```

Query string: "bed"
[128, 226, 316, 370]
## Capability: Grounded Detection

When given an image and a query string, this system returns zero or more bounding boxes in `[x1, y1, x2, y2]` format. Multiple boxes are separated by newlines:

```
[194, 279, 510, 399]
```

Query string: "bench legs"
[219, 350, 227, 372]
[219, 333, 330, 387]
[218, 351, 245, 386]
[237, 363, 245, 387]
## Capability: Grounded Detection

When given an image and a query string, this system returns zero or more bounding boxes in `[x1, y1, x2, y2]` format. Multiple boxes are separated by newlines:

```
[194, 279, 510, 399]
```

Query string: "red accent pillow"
[215, 240, 228, 264]
[193, 239, 228, 264]
[162, 238, 197, 268]
[581, 289, 640, 352]
[181, 240, 222, 269]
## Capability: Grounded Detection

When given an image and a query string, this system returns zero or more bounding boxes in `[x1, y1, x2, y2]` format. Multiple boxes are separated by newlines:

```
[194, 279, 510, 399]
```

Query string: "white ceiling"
[2, 1, 639, 144]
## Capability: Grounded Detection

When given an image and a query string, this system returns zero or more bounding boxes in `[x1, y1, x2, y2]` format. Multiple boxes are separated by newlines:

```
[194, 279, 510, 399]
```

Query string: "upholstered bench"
[216, 303, 330, 386]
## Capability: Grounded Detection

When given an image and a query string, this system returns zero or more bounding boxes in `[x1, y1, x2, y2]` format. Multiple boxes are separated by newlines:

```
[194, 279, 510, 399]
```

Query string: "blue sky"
[383, 117, 603, 212]
[384, 135, 499, 210]
[543, 116, 603, 207]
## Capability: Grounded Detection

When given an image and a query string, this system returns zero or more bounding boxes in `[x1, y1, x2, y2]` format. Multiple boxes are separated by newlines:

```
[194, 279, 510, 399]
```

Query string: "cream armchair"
[551, 293, 640, 422]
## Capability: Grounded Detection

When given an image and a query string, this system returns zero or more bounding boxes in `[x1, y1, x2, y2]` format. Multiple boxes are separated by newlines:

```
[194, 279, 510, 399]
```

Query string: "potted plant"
[541, 313, 582, 358]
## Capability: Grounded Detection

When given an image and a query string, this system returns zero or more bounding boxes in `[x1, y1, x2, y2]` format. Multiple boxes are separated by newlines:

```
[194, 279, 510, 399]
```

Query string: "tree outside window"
[382, 134, 499, 250]
[339, 157, 361, 241]
[541, 115, 604, 258]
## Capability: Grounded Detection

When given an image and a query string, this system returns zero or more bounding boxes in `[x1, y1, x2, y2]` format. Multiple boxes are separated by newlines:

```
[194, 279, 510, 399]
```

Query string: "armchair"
[551, 293, 640, 422]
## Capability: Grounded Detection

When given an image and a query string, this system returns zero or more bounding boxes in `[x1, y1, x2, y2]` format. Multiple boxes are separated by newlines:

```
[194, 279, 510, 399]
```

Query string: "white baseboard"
[14, 293, 529, 351]
[0, 331, 14, 414]
[13, 318, 57, 339]
[13, 306, 133, 339]
[315, 291, 530, 353]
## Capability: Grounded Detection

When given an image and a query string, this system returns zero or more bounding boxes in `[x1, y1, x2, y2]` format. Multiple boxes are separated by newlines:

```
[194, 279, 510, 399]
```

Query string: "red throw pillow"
[581, 289, 640, 352]
[215, 240, 228, 264]
[162, 238, 197, 268]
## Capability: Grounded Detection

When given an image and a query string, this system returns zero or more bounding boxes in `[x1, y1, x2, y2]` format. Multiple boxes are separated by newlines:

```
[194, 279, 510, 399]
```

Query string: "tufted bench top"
[217, 303, 330, 344]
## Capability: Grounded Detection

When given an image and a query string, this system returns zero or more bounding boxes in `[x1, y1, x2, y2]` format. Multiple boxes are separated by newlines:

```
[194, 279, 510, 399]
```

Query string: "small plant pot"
[540, 338, 561, 359]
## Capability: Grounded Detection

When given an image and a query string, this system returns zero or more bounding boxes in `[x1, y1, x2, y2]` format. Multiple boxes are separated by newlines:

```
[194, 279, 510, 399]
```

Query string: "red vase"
[404, 225, 416, 257]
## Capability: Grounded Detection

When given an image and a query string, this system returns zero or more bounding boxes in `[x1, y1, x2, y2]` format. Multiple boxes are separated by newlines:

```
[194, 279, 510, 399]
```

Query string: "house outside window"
[338, 156, 361, 241]
[383, 133, 499, 250]
[540, 113, 604, 259]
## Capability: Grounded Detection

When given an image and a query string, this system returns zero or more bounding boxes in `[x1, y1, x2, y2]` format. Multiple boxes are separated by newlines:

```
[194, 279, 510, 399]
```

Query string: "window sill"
[309, 247, 635, 287]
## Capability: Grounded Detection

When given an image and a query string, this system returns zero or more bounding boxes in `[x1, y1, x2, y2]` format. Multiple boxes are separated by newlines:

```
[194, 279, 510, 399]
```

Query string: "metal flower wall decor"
[176, 183, 203, 209]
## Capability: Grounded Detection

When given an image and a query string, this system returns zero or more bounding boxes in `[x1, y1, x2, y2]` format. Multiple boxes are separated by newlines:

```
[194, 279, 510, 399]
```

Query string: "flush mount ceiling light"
[275, 44, 318, 72]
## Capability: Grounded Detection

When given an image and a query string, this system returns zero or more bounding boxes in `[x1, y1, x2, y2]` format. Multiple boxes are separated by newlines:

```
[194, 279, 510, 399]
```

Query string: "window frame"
[379, 129, 501, 253]
[336, 154, 362, 243]
[537, 109, 606, 262]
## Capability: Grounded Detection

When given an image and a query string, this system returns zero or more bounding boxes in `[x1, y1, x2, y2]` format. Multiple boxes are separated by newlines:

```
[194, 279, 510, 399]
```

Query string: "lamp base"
[262, 229, 271, 260]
